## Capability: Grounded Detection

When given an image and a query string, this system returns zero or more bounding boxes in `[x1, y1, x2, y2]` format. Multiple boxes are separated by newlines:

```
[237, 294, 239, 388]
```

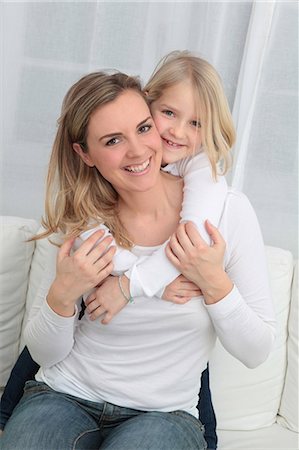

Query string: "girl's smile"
[151, 80, 202, 165]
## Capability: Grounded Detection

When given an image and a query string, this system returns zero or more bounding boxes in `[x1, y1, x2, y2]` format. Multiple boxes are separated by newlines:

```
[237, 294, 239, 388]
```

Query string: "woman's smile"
[123, 157, 151, 174]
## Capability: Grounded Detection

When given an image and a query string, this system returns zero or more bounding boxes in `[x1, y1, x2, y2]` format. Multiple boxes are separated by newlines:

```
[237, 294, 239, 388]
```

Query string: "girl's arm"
[78, 153, 227, 324]
[125, 152, 227, 298]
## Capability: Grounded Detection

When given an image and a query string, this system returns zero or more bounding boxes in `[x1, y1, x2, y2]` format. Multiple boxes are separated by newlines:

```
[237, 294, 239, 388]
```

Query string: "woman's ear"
[72, 143, 94, 167]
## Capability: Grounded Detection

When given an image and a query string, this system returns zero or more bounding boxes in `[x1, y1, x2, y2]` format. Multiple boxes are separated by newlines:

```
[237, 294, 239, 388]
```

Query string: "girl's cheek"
[152, 117, 165, 137]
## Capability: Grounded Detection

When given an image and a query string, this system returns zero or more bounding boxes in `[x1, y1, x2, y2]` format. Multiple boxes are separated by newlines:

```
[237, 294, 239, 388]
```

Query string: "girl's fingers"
[89, 305, 106, 320]
[101, 311, 113, 325]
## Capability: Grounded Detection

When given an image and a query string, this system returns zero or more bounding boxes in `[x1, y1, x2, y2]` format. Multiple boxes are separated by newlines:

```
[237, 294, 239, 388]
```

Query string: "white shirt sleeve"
[24, 246, 81, 368]
[126, 152, 228, 298]
[204, 190, 276, 368]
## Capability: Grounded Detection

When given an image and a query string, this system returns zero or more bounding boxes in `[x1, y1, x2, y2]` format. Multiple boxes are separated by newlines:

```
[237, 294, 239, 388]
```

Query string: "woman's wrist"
[46, 279, 77, 317]
[201, 272, 234, 304]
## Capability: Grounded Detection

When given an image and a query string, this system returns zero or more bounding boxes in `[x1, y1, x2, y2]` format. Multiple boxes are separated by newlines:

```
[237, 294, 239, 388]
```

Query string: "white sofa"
[0, 215, 298, 449]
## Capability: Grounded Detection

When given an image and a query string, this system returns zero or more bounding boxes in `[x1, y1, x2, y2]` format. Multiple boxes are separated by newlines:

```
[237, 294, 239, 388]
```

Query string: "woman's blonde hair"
[37, 72, 145, 247]
[145, 50, 235, 178]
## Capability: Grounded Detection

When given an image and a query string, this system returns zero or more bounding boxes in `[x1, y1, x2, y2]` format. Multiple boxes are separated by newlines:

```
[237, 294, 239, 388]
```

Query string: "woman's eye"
[106, 137, 120, 146]
[162, 110, 175, 117]
[138, 124, 152, 134]
[191, 120, 201, 128]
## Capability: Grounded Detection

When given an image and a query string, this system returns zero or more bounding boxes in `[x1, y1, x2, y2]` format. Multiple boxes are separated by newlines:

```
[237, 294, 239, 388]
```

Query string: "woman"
[0, 72, 275, 450]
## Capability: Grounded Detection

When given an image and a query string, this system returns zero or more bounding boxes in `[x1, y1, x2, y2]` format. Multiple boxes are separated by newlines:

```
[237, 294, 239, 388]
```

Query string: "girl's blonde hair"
[145, 50, 235, 178]
[37, 72, 145, 247]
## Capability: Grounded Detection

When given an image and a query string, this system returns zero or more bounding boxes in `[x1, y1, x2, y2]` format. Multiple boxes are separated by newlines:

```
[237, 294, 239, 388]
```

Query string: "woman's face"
[150, 80, 202, 165]
[74, 90, 163, 195]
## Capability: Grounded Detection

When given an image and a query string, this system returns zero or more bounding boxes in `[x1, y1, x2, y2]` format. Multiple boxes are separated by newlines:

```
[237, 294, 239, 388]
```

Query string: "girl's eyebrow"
[159, 103, 179, 113]
[99, 116, 152, 141]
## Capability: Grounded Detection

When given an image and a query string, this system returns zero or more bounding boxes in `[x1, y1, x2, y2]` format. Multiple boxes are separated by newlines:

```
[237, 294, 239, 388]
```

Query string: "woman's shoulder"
[221, 188, 262, 243]
[225, 187, 254, 211]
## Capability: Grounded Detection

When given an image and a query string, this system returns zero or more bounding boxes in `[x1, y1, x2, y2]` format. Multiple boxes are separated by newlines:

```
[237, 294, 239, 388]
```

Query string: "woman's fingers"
[75, 229, 106, 255]
[204, 220, 225, 247]
[58, 236, 76, 260]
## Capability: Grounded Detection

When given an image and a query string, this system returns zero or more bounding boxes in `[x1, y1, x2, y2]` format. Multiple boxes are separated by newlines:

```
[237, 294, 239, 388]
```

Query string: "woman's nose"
[126, 137, 146, 158]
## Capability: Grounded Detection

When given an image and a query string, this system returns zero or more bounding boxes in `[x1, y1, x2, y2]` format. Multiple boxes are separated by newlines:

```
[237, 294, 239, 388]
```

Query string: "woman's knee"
[0, 384, 100, 450]
[101, 410, 206, 450]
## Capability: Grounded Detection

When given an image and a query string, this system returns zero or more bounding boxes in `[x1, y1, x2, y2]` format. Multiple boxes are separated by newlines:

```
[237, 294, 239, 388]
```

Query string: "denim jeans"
[0, 381, 207, 450]
[0, 346, 217, 449]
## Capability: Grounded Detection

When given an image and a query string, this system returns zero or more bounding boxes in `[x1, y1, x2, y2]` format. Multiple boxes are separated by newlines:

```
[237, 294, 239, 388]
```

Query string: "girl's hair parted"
[37, 71, 145, 247]
[144, 50, 235, 178]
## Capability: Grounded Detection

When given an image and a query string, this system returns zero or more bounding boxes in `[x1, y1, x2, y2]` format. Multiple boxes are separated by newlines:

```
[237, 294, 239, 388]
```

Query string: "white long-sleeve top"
[25, 189, 276, 418]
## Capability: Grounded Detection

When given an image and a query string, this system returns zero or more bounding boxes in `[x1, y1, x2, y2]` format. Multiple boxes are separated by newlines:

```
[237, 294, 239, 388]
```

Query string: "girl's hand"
[162, 275, 202, 304]
[165, 221, 233, 304]
[85, 275, 130, 324]
[47, 230, 116, 316]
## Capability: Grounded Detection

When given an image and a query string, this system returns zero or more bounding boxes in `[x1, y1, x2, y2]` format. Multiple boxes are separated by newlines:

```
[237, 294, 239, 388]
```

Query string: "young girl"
[77, 50, 235, 323]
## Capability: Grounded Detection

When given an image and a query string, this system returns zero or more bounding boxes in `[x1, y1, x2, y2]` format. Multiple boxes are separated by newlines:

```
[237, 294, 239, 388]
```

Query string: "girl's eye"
[162, 110, 175, 117]
[138, 124, 152, 134]
[106, 137, 120, 146]
[191, 120, 201, 128]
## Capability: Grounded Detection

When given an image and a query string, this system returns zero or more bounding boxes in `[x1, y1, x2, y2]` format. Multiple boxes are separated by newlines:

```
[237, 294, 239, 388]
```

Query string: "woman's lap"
[0, 382, 206, 450]
[0, 382, 102, 450]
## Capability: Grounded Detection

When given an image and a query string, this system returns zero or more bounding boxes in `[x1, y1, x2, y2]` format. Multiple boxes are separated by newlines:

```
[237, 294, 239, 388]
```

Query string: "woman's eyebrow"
[99, 117, 152, 141]
[100, 131, 122, 141]
[136, 116, 152, 128]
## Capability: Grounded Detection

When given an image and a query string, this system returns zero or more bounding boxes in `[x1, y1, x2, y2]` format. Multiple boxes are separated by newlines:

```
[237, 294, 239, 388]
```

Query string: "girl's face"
[73, 90, 163, 196]
[150, 80, 202, 165]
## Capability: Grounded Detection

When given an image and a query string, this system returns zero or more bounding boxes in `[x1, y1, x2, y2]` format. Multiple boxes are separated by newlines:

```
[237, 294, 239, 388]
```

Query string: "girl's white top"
[25, 189, 276, 418]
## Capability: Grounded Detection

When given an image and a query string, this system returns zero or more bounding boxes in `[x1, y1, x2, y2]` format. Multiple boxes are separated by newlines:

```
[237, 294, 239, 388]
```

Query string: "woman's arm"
[24, 231, 115, 367]
[166, 191, 276, 368]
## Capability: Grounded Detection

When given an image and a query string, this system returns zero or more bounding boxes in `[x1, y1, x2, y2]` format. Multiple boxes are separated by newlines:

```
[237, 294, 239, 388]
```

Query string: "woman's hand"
[165, 221, 233, 304]
[85, 275, 130, 324]
[47, 230, 116, 317]
[162, 275, 202, 304]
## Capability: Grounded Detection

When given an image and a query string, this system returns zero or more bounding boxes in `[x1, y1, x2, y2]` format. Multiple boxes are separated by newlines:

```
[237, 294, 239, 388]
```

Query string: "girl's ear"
[72, 143, 94, 167]
[144, 90, 149, 97]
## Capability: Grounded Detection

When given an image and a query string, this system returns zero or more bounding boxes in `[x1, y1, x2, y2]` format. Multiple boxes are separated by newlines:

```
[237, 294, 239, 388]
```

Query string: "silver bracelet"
[118, 275, 134, 304]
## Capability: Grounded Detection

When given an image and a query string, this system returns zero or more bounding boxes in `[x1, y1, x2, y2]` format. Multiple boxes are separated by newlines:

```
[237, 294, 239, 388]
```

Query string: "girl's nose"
[169, 123, 185, 139]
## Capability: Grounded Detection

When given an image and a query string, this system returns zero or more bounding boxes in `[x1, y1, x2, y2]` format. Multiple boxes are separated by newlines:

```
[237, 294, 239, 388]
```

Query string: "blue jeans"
[0, 381, 207, 450]
[0, 347, 217, 449]
[0, 348, 217, 449]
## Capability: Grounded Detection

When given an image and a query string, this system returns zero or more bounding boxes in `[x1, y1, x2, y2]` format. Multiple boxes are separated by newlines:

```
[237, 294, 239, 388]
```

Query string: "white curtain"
[1, 1, 297, 256]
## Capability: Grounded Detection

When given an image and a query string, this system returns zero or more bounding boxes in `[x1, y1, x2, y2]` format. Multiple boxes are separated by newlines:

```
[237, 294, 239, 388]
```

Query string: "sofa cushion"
[209, 246, 294, 430]
[218, 423, 299, 449]
[0, 216, 39, 388]
[277, 260, 298, 432]
[20, 229, 58, 350]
